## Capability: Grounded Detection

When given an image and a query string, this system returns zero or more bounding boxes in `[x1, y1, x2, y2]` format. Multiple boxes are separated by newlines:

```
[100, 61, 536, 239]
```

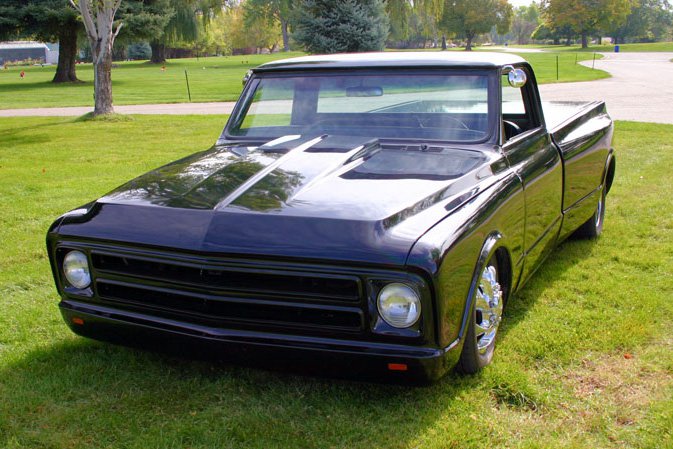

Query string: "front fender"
[406, 171, 524, 349]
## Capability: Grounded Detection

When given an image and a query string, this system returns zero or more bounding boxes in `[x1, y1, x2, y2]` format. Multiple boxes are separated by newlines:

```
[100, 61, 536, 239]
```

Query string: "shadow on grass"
[498, 234, 601, 340]
[0, 335, 487, 448]
[0, 234, 602, 448]
[0, 80, 92, 92]
[0, 119, 73, 147]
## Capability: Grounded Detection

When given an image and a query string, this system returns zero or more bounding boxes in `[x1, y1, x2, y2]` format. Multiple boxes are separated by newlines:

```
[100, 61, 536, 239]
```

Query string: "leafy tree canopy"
[243, 0, 295, 51]
[610, 0, 673, 43]
[293, 0, 389, 53]
[509, 4, 541, 45]
[541, 0, 635, 47]
[441, 0, 513, 50]
[0, 0, 81, 82]
[117, 0, 174, 43]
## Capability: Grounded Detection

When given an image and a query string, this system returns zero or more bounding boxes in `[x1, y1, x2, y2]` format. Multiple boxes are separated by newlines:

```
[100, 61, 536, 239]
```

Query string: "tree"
[510, 4, 541, 45]
[386, 0, 413, 43]
[441, 0, 513, 50]
[150, 0, 197, 63]
[231, 3, 281, 52]
[610, 0, 673, 43]
[293, 0, 389, 54]
[384, 0, 443, 48]
[243, 0, 295, 51]
[0, 0, 82, 83]
[71, 0, 124, 116]
[115, 0, 172, 62]
[541, 0, 634, 48]
[413, 0, 445, 46]
[531, 22, 575, 45]
[141, 0, 229, 64]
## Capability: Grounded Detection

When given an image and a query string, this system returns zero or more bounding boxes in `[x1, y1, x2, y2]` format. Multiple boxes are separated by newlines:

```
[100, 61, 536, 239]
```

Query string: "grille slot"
[91, 253, 360, 302]
[97, 281, 363, 331]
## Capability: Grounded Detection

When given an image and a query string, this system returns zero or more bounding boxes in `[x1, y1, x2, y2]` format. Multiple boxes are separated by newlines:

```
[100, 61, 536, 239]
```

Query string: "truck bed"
[543, 101, 605, 133]
[543, 101, 612, 151]
[542, 100, 614, 240]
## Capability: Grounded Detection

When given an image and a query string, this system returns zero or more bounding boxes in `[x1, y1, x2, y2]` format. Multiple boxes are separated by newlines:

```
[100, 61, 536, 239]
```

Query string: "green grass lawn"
[510, 41, 673, 53]
[1, 116, 671, 448]
[0, 50, 607, 110]
[0, 53, 304, 110]
[511, 51, 609, 83]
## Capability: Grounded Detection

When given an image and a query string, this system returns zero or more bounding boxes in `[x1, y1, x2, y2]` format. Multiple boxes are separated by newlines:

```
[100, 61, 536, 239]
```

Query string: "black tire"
[573, 187, 606, 239]
[456, 257, 503, 375]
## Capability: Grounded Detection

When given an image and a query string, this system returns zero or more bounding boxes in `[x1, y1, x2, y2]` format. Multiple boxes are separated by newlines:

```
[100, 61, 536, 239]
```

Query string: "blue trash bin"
[615, 45, 620, 53]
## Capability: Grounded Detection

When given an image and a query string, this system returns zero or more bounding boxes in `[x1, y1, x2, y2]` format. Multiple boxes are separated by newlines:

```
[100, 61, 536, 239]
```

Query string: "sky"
[509, 0, 534, 6]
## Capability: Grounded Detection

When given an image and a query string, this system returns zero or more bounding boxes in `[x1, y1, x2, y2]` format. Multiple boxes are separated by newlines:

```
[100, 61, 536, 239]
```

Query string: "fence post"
[556, 55, 559, 81]
[184, 69, 192, 102]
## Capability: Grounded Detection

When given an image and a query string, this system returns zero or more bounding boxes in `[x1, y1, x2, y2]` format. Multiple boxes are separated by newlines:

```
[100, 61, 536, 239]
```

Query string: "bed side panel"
[550, 102, 613, 213]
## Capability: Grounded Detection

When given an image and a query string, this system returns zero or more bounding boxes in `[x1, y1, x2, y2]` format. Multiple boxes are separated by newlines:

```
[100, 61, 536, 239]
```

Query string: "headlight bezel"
[55, 247, 93, 296]
[367, 275, 428, 338]
[376, 282, 422, 329]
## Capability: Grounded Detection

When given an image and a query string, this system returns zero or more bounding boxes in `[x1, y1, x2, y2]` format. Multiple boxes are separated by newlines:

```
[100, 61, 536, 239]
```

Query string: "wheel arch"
[457, 232, 513, 339]
[405, 170, 525, 351]
[605, 150, 616, 194]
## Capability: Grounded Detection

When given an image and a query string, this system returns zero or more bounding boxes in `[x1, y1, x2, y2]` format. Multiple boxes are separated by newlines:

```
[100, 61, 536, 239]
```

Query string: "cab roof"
[254, 51, 528, 72]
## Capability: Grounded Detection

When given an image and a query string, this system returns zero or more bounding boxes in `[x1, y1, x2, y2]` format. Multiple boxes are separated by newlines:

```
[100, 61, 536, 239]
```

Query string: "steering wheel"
[503, 120, 522, 140]
[417, 116, 470, 130]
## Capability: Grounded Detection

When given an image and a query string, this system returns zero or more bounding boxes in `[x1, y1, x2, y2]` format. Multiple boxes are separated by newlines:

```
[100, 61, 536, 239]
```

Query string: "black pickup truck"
[47, 52, 615, 382]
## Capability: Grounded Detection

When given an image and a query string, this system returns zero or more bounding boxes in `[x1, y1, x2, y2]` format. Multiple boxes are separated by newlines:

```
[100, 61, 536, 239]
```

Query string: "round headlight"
[377, 283, 421, 328]
[63, 250, 91, 289]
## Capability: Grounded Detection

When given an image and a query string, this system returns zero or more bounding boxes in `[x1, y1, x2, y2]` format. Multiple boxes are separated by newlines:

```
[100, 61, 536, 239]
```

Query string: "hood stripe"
[214, 135, 326, 210]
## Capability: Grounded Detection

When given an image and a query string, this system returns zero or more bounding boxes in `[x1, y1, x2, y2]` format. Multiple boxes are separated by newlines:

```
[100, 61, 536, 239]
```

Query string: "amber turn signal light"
[387, 363, 408, 371]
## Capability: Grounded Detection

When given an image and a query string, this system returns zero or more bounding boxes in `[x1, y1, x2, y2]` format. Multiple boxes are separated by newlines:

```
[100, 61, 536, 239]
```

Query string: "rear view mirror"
[346, 86, 383, 97]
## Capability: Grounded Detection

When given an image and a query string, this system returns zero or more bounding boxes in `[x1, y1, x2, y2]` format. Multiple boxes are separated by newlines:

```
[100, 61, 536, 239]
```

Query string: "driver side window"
[501, 70, 540, 142]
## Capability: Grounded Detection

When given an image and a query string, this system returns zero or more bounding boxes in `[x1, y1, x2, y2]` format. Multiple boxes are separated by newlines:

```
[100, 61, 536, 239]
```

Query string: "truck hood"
[58, 135, 502, 265]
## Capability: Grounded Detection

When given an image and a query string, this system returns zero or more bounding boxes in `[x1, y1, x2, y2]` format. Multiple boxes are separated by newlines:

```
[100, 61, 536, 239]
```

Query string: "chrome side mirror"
[242, 69, 253, 86]
[505, 67, 528, 88]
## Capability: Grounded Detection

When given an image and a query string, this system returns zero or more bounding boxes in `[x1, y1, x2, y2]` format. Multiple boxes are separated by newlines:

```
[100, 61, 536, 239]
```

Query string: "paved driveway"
[0, 101, 236, 117]
[2, 52, 672, 123]
[538, 52, 673, 124]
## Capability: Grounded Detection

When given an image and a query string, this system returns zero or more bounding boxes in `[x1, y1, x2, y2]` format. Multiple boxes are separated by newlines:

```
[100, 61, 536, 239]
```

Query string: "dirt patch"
[563, 339, 673, 428]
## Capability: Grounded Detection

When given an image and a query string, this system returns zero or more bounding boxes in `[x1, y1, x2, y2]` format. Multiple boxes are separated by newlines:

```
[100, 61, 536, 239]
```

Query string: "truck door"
[501, 67, 563, 284]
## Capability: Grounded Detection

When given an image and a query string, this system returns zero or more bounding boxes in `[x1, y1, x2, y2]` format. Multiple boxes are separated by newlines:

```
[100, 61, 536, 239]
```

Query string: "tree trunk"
[94, 53, 114, 115]
[581, 32, 588, 48]
[465, 34, 474, 51]
[52, 25, 79, 83]
[150, 42, 166, 64]
[73, 0, 121, 117]
[281, 19, 291, 52]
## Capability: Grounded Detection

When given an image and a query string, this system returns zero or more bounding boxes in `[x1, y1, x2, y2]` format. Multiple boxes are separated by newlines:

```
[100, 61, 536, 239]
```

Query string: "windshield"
[226, 72, 492, 142]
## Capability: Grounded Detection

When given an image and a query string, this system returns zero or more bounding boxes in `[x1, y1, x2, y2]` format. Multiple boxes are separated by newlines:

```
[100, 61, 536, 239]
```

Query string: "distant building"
[0, 41, 59, 65]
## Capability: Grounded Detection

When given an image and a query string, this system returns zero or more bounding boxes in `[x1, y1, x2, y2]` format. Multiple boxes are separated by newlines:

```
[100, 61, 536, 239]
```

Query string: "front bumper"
[60, 299, 461, 383]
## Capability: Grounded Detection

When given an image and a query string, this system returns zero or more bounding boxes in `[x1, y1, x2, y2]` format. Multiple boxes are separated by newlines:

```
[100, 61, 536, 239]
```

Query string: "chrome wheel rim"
[595, 192, 604, 229]
[475, 265, 503, 354]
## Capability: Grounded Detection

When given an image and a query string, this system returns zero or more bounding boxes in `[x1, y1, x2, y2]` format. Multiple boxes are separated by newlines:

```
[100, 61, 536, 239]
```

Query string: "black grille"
[89, 251, 364, 333]
[91, 253, 360, 302]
